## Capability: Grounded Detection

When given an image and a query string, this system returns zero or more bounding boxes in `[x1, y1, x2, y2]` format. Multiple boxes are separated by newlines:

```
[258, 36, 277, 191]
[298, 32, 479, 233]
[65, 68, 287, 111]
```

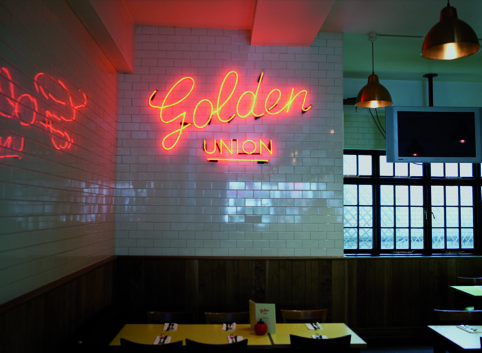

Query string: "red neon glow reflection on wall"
[0, 67, 87, 158]
[148, 71, 311, 152]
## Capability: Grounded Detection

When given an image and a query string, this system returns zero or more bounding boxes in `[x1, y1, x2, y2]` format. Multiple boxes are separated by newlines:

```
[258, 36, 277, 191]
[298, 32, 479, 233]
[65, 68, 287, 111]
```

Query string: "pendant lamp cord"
[371, 40, 375, 75]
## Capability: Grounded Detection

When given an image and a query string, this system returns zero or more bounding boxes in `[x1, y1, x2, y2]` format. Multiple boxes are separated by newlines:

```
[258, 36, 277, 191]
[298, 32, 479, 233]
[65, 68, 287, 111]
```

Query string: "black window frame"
[343, 149, 482, 256]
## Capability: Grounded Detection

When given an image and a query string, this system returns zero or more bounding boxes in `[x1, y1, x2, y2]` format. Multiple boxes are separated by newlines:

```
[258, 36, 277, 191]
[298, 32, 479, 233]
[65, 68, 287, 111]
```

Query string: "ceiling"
[121, 0, 482, 83]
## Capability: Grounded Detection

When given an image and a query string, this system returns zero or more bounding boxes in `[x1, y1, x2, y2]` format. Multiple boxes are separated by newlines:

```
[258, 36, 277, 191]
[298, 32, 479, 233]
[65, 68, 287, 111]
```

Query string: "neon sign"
[0, 67, 87, 159]
[148, 70, 311, 163]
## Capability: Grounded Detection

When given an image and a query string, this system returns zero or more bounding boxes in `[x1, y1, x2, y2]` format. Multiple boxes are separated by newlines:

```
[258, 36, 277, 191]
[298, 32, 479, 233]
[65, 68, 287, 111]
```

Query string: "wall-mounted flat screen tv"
[386, 106, 482, 163]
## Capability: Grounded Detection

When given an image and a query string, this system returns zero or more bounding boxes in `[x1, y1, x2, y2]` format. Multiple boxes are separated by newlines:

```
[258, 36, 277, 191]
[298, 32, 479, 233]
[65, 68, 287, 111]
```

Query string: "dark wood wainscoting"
[0, 256, 117, 353]
[2, 255, 482, 352]
[118, 256, 482, 340]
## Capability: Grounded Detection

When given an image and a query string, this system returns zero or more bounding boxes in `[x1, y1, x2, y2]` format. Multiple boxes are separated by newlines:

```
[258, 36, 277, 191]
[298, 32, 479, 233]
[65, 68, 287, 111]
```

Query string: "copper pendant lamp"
[355, 34, 392, 109]
[421, 1, 481, 60]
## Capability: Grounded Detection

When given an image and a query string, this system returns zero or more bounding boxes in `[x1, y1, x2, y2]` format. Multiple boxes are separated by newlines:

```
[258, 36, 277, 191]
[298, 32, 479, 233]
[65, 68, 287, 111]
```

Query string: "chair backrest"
[146, 311, 194, 324]
[290, 334, 351, 353]
[434, 309, 482, 324]
[185, 338, 248, 352]
[120, 338, 183, 351]
[204, 311, 250, 324]
[456, 276, 482, 285]
[280, 309, 328, 323]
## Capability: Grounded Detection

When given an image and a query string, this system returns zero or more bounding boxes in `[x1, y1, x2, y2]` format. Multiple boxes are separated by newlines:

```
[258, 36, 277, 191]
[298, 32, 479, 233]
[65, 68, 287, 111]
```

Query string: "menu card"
[249, 299, 276, 333]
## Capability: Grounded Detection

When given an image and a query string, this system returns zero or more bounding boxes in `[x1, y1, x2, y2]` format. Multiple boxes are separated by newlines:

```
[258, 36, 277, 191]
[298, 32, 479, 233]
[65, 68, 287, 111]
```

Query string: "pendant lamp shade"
[421, 3, 481, 60]
[355, 34, 392, 109]
[355, 74, 392, 108]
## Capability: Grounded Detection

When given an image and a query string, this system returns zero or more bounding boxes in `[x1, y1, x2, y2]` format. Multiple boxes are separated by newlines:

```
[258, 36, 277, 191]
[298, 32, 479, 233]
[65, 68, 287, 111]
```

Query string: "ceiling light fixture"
[421, 1, 481, 60]
[355, 34, 392, 109]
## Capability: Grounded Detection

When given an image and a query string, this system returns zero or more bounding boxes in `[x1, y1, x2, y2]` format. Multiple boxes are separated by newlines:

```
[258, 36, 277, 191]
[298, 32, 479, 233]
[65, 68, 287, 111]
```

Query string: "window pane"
[396, 186, 409, 205]
[411, 207, 424, 227]
[432, 207, 445, 227]
[445, 163, 458, 177]
[432, 186, 444, 206]
[431, 163, 444, 177]
[446, 207, 459, 227]
[343, 155, 357, 176]
[359, 207, 373, 227]
[379, 156, 393, 176]
[410, 163, 423, 176]
[359, 185, 372, 205]
[358, 155, 372, 176]
[432, 229, 445, 249]
[396, 229, 409, 249]
[395, 163, 408, 177]
[411, 229, 424, 249]
[381, 229, 394, 249]
[446, 186, 459, 206]
[410, 186, 423, 205]
[447, 229, 459, 249]
[344, 185, 357, 205]
[460, 186, 473, 206]
[359, 229, 373, 249]
[461, 229, 474, 249]
[381, 207, 394, 227]
[396, 207, 409, 227]
[344, 228, 358, 249]
[344, 206, 358, 227]
[381, 185, 394, 205]
[460, 163, 472, 177]
[461, 207, 473, 227]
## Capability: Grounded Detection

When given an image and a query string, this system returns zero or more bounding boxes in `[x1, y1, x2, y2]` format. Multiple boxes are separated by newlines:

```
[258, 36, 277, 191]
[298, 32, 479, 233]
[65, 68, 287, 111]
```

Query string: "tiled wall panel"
[116, 27, 344, 257]
[0, 0, 117, 305]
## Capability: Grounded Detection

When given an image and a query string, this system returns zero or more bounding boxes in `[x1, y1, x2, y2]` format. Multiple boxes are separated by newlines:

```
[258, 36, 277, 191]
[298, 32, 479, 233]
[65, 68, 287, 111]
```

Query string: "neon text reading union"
[148, 71, 311, 150]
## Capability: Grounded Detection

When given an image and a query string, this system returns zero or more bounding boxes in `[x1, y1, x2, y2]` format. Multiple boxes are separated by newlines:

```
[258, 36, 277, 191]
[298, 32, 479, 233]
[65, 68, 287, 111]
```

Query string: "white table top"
[429, 325, 482, 350]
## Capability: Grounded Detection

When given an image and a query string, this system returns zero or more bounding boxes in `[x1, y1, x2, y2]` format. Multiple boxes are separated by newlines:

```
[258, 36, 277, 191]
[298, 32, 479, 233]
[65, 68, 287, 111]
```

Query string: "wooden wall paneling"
[345, 259, 358, 326]
[225, 259, 239, 310]
[419, 257, 433, 324]
[252, 259, 266, 303]
[364, 259, 378, 328]
[331, 259, 346, 323]
[410, 258, 422, 326]
[380, 259, 393, 327]
[400, 258, 413, 327]
[266, 260, 281, 309]
[355, 259, 367, 328]
[373, 259, 387, 327]
[291, 260, 307, 309]
[237, 259, 255, 310]
[310, 260, 321, 309]
[197, 259, 213, 315]
[213, 260, 228, 310]
[318, 259, 332, 320]
[278, 260, 294, 309]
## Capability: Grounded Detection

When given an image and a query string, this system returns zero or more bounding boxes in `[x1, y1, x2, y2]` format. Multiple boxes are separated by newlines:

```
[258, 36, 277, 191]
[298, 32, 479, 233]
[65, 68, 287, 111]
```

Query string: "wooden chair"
[146, 311, 194, 324]
[185, 338, 248, 352]
[280, 309, 328, 323]
[456, 276, 482, 285]
[120, 338, 183, 351]
[204, 311, 250, 324]
[434, 309, 482, 324]
[290, 334, 351, 353]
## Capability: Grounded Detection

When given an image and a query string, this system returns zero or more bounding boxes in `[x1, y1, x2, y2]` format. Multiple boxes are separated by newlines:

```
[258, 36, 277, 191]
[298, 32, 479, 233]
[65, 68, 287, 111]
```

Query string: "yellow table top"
[451, 285, 482, 297]
[110, 324, 271, 346]
[429, 325, 482, 349]
[270, 323, 367, 348]
[110, 323, 367, 348]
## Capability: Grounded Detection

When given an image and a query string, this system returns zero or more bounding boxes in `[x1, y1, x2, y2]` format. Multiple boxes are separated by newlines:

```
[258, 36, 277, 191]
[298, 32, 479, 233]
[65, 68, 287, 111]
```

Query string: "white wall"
[115, 27, 345, 257]
[0, 0, 117, 305]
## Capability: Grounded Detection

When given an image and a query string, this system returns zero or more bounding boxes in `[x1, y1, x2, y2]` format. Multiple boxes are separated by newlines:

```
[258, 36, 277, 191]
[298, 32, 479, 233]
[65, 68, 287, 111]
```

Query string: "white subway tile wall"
[116, 27, 344, 257]
[0, 1, 117, 304]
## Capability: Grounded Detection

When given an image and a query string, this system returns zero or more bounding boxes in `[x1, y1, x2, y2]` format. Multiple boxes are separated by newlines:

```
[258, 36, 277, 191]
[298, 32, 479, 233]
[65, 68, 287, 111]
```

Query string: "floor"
[361, 346, 433, 353]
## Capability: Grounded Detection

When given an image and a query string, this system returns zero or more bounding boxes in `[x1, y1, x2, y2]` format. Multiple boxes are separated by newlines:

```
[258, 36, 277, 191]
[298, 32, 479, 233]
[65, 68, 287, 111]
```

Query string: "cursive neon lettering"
[149, 71, 311, 151]
[236, 72, 265, 119]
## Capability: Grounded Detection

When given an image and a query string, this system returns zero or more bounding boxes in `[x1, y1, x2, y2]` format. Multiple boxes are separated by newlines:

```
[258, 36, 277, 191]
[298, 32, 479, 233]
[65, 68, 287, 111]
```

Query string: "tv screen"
[386, 106, 482, 163]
